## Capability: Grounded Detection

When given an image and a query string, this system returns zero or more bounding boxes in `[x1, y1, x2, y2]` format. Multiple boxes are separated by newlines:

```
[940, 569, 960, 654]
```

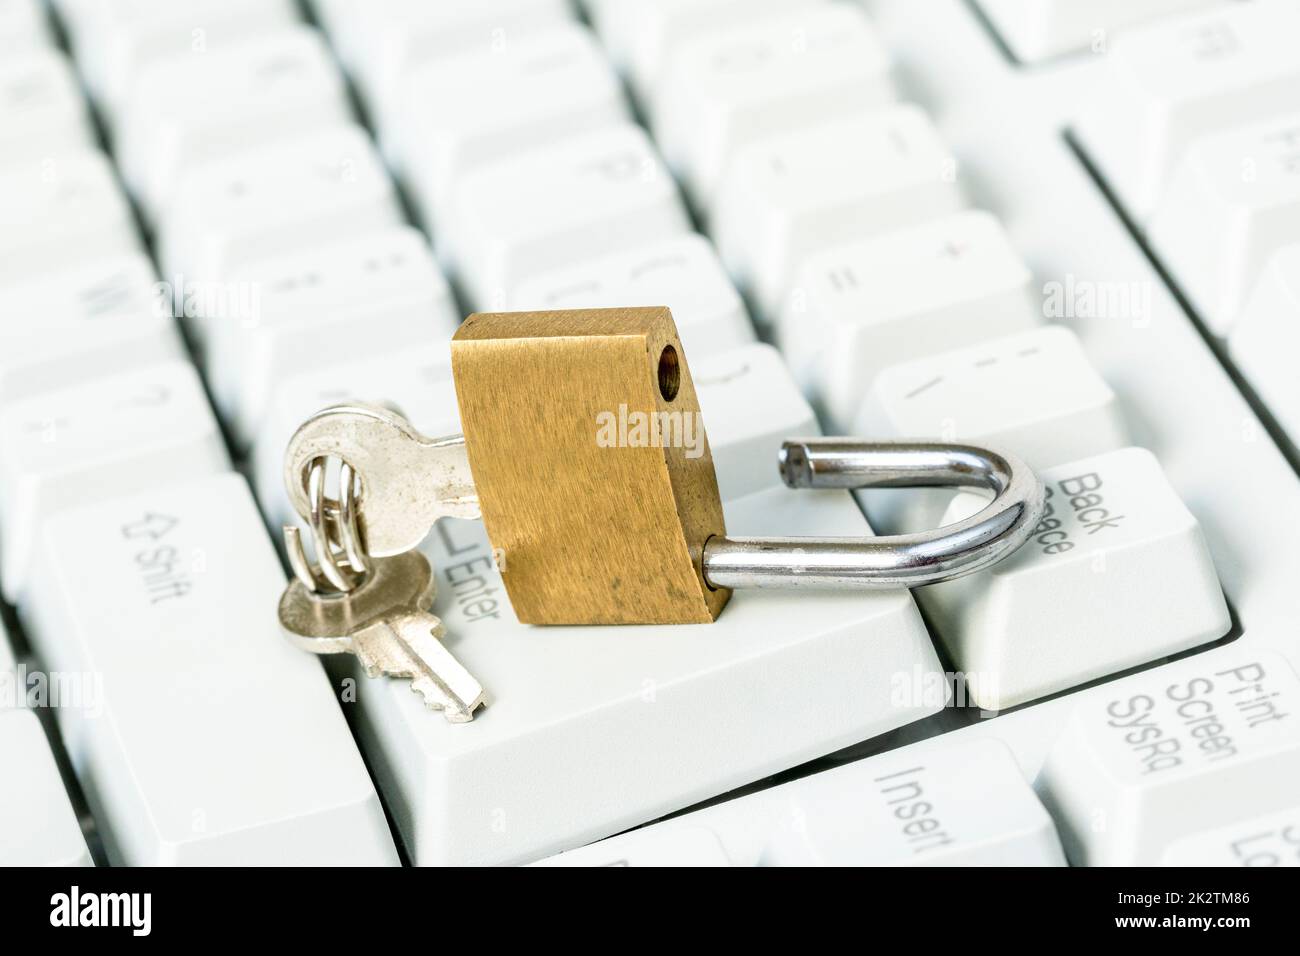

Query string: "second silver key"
[279, 550, 486, 723]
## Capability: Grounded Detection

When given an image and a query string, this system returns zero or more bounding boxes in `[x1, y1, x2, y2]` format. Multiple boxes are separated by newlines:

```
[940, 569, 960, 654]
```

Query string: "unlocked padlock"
[452, 306, 729, 625]
[281, 307, 1047, 629]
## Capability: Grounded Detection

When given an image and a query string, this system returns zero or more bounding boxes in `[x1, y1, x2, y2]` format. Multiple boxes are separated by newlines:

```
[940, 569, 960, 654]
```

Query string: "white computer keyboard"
[1, 0, 1298, 867]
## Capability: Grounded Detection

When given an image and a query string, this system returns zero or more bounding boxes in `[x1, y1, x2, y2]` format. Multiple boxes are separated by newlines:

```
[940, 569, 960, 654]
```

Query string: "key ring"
[283, 456, 371, 595]
[702, 438, 1045, 590]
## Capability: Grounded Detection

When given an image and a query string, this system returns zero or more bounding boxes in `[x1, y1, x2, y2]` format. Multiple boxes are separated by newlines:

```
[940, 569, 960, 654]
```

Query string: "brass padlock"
[281, 307, 1047, 630]
[275, 306, 1049, 720]
[451, 307, 730, 625]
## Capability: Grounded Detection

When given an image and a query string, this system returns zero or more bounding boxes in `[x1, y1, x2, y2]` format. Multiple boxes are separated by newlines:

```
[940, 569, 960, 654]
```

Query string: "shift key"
[19, 472, 398, 866]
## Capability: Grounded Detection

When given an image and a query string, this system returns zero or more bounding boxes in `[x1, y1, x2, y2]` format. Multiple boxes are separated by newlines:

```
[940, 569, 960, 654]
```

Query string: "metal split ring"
[701, 439, 1045, 590]
[284, 456, 372, 595]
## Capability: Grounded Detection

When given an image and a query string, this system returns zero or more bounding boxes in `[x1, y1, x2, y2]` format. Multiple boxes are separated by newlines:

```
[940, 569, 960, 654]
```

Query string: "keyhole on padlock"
[658, 345, 680, 401]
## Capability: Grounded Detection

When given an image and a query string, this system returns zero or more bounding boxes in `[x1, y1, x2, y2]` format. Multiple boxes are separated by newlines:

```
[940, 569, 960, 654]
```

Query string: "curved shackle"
[702, 439, 1046, 590]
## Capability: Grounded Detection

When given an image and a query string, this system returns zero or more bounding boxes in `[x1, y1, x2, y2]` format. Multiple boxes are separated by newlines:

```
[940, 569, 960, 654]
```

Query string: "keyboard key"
[919, 447, 1231, 711]
[0, 254, 181, 402]
[0, 360, 229, 603]
[535, 825, 734, 867]
[860, 327, 1127, 470]
[694, 343, 818, 501]
[206, 226, 458, 451]
[509, 234, 755, 358]
[551, 734, 1067, 867]
[20, 473, 399, 865]
[64, 0, 297, 117]
[1158, 806, 1300, 866]
[329, 0, 572, 116]
[653, 3, 893, 206]
[346, 484, 943, 865]
[116, 26, 354, 222]
[976, 0, 1220, 63]
[589, 0, 819, 103]
[0, 150, 140, 285]
[320, 0, 568, 64]
[252, 343, 460, 534]
[761, 738, 1066, 865]
[1076, 0, 1300, 219]
[0, 709, 93, 866]
[713, 104, 963, 319]
[0, 0, 50, 56]
[303, 0, 357, 46]
[1230, 243, 1300, 445]
[158, 124, 402, 337]
[1148, 114, 1300, 336]
[0, 51, 94, 164]
[393, 22, 628, 226]
[855, 327, 1129, 532]
[778, 210, 1041, 430]
[442, 124, 691, 309]
[1037, 649, 1300, 865]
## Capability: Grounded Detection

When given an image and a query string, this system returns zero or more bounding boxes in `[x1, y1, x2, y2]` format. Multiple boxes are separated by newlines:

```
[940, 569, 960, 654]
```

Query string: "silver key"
[283, 402, 479, 558]
[278, 549, 486, 723]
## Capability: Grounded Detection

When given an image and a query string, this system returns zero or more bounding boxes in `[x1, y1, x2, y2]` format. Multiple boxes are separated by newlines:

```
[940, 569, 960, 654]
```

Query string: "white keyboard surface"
[539, 736, 1067, 867]
[355, 487, 942, 865]
[21, 474, 398, 865]
[0, 0, 1297, 867]
[0, 708, 92, 867]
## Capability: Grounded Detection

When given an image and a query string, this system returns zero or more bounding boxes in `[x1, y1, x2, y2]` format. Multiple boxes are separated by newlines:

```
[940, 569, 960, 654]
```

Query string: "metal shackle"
[701, 439, 1045, 590]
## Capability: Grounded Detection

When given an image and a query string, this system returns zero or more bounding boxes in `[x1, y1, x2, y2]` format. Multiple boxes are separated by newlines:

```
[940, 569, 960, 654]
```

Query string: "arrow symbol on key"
[121, 513, 179, 541]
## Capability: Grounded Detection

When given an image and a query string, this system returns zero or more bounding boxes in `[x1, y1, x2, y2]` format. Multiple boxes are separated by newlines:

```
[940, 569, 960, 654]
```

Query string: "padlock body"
[451, 307, 731, 625]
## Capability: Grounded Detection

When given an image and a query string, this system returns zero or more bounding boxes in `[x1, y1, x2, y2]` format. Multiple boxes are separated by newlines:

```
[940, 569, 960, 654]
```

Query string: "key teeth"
[410, 676, 485, 723]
